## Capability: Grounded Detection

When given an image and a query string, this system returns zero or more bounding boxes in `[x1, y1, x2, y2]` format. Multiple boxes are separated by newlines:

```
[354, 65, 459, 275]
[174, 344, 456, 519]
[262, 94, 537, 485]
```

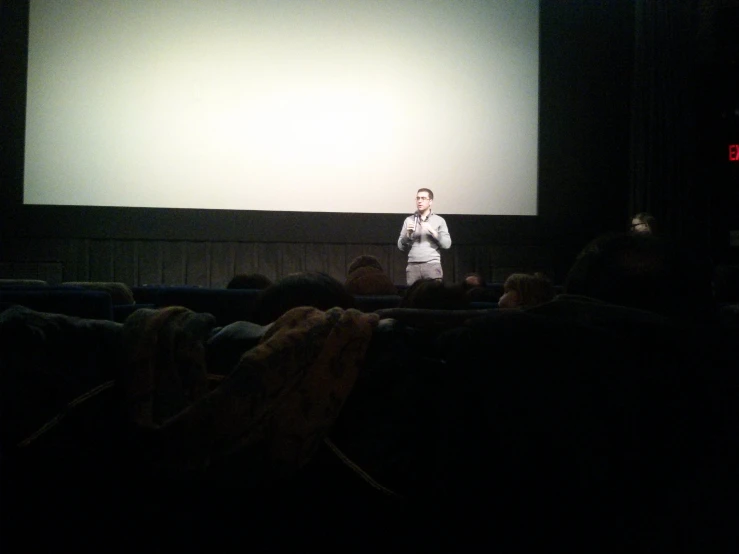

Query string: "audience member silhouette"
[564, 232, 714, 323]
[344, 255, 397, 296]
[462, 272, 485, 290]
[400, 278, 470, 310]
[497, 272, 556, 309]
[460, 271, 503, 303]
[226, 273, 273, 290]
[252, 271, 356, 324]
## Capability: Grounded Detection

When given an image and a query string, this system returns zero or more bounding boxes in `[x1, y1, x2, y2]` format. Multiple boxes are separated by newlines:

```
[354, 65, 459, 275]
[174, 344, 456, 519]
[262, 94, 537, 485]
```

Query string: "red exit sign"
[731, 144, 739, 161]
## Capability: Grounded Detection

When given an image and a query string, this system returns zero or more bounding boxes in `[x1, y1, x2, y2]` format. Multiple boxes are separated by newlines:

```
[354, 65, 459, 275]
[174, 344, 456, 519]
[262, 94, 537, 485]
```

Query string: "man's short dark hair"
[347, 254, 384, 275]
[417, 188, 434, 200]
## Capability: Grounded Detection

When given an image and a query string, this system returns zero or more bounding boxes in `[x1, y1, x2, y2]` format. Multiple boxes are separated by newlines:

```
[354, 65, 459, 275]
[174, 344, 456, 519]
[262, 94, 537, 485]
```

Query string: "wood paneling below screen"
[0, 237, 563, 287]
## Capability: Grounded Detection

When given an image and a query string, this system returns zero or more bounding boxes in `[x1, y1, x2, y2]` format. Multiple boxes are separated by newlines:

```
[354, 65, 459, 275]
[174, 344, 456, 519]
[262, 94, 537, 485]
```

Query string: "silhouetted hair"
[347, 255, 384, 275]
[502, 273, 555, 308]
[227, 273, 273, 290]
[400, 279, 470, 310]
[417, 188, 434, 200]
[252, 271, 355, 324]
[345, 255, 397, 296]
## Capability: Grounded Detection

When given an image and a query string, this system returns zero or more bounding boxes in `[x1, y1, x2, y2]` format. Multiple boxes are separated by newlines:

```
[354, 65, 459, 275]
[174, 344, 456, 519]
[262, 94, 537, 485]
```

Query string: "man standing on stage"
[398, 188, 452, 285]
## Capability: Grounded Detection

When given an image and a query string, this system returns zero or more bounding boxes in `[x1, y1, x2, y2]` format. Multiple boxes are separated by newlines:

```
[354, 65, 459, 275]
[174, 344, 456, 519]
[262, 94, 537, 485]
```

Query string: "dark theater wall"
[0, 1, 635, 286]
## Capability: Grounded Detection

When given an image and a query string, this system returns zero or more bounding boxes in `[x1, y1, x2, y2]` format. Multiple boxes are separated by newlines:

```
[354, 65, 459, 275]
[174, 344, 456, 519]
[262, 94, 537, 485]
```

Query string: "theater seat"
[0, 289, 115, 321]
[154, 287, 262, 326]
[353, 294, 403, 312]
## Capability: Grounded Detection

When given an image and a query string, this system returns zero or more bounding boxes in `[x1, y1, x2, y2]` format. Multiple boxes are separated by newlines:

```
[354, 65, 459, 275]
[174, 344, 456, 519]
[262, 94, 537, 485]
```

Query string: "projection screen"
[23, 0, 539, 215]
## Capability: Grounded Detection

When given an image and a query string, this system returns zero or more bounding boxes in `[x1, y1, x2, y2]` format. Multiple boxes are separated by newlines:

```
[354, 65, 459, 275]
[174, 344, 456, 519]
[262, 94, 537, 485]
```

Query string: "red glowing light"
[731, 144, 739, 161]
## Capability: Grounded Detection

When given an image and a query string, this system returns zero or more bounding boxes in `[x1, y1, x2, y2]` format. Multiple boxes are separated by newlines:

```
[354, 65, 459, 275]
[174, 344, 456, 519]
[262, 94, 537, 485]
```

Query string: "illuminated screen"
[23, 0, 539, 215]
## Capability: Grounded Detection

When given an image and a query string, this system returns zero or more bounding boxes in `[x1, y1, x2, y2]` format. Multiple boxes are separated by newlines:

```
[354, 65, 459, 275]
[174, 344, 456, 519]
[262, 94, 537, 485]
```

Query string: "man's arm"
[398, 218, 413, 252]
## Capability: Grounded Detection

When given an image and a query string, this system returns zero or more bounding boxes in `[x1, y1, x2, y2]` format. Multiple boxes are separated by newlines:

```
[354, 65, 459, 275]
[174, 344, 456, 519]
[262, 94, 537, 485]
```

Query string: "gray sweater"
[397, 212, 452, 263]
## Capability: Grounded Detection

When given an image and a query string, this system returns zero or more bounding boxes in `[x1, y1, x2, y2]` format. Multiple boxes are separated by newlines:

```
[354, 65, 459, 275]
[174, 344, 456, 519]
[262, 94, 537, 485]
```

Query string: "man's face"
[631, 218, 650, 234]
[416, 192, 432, 213]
